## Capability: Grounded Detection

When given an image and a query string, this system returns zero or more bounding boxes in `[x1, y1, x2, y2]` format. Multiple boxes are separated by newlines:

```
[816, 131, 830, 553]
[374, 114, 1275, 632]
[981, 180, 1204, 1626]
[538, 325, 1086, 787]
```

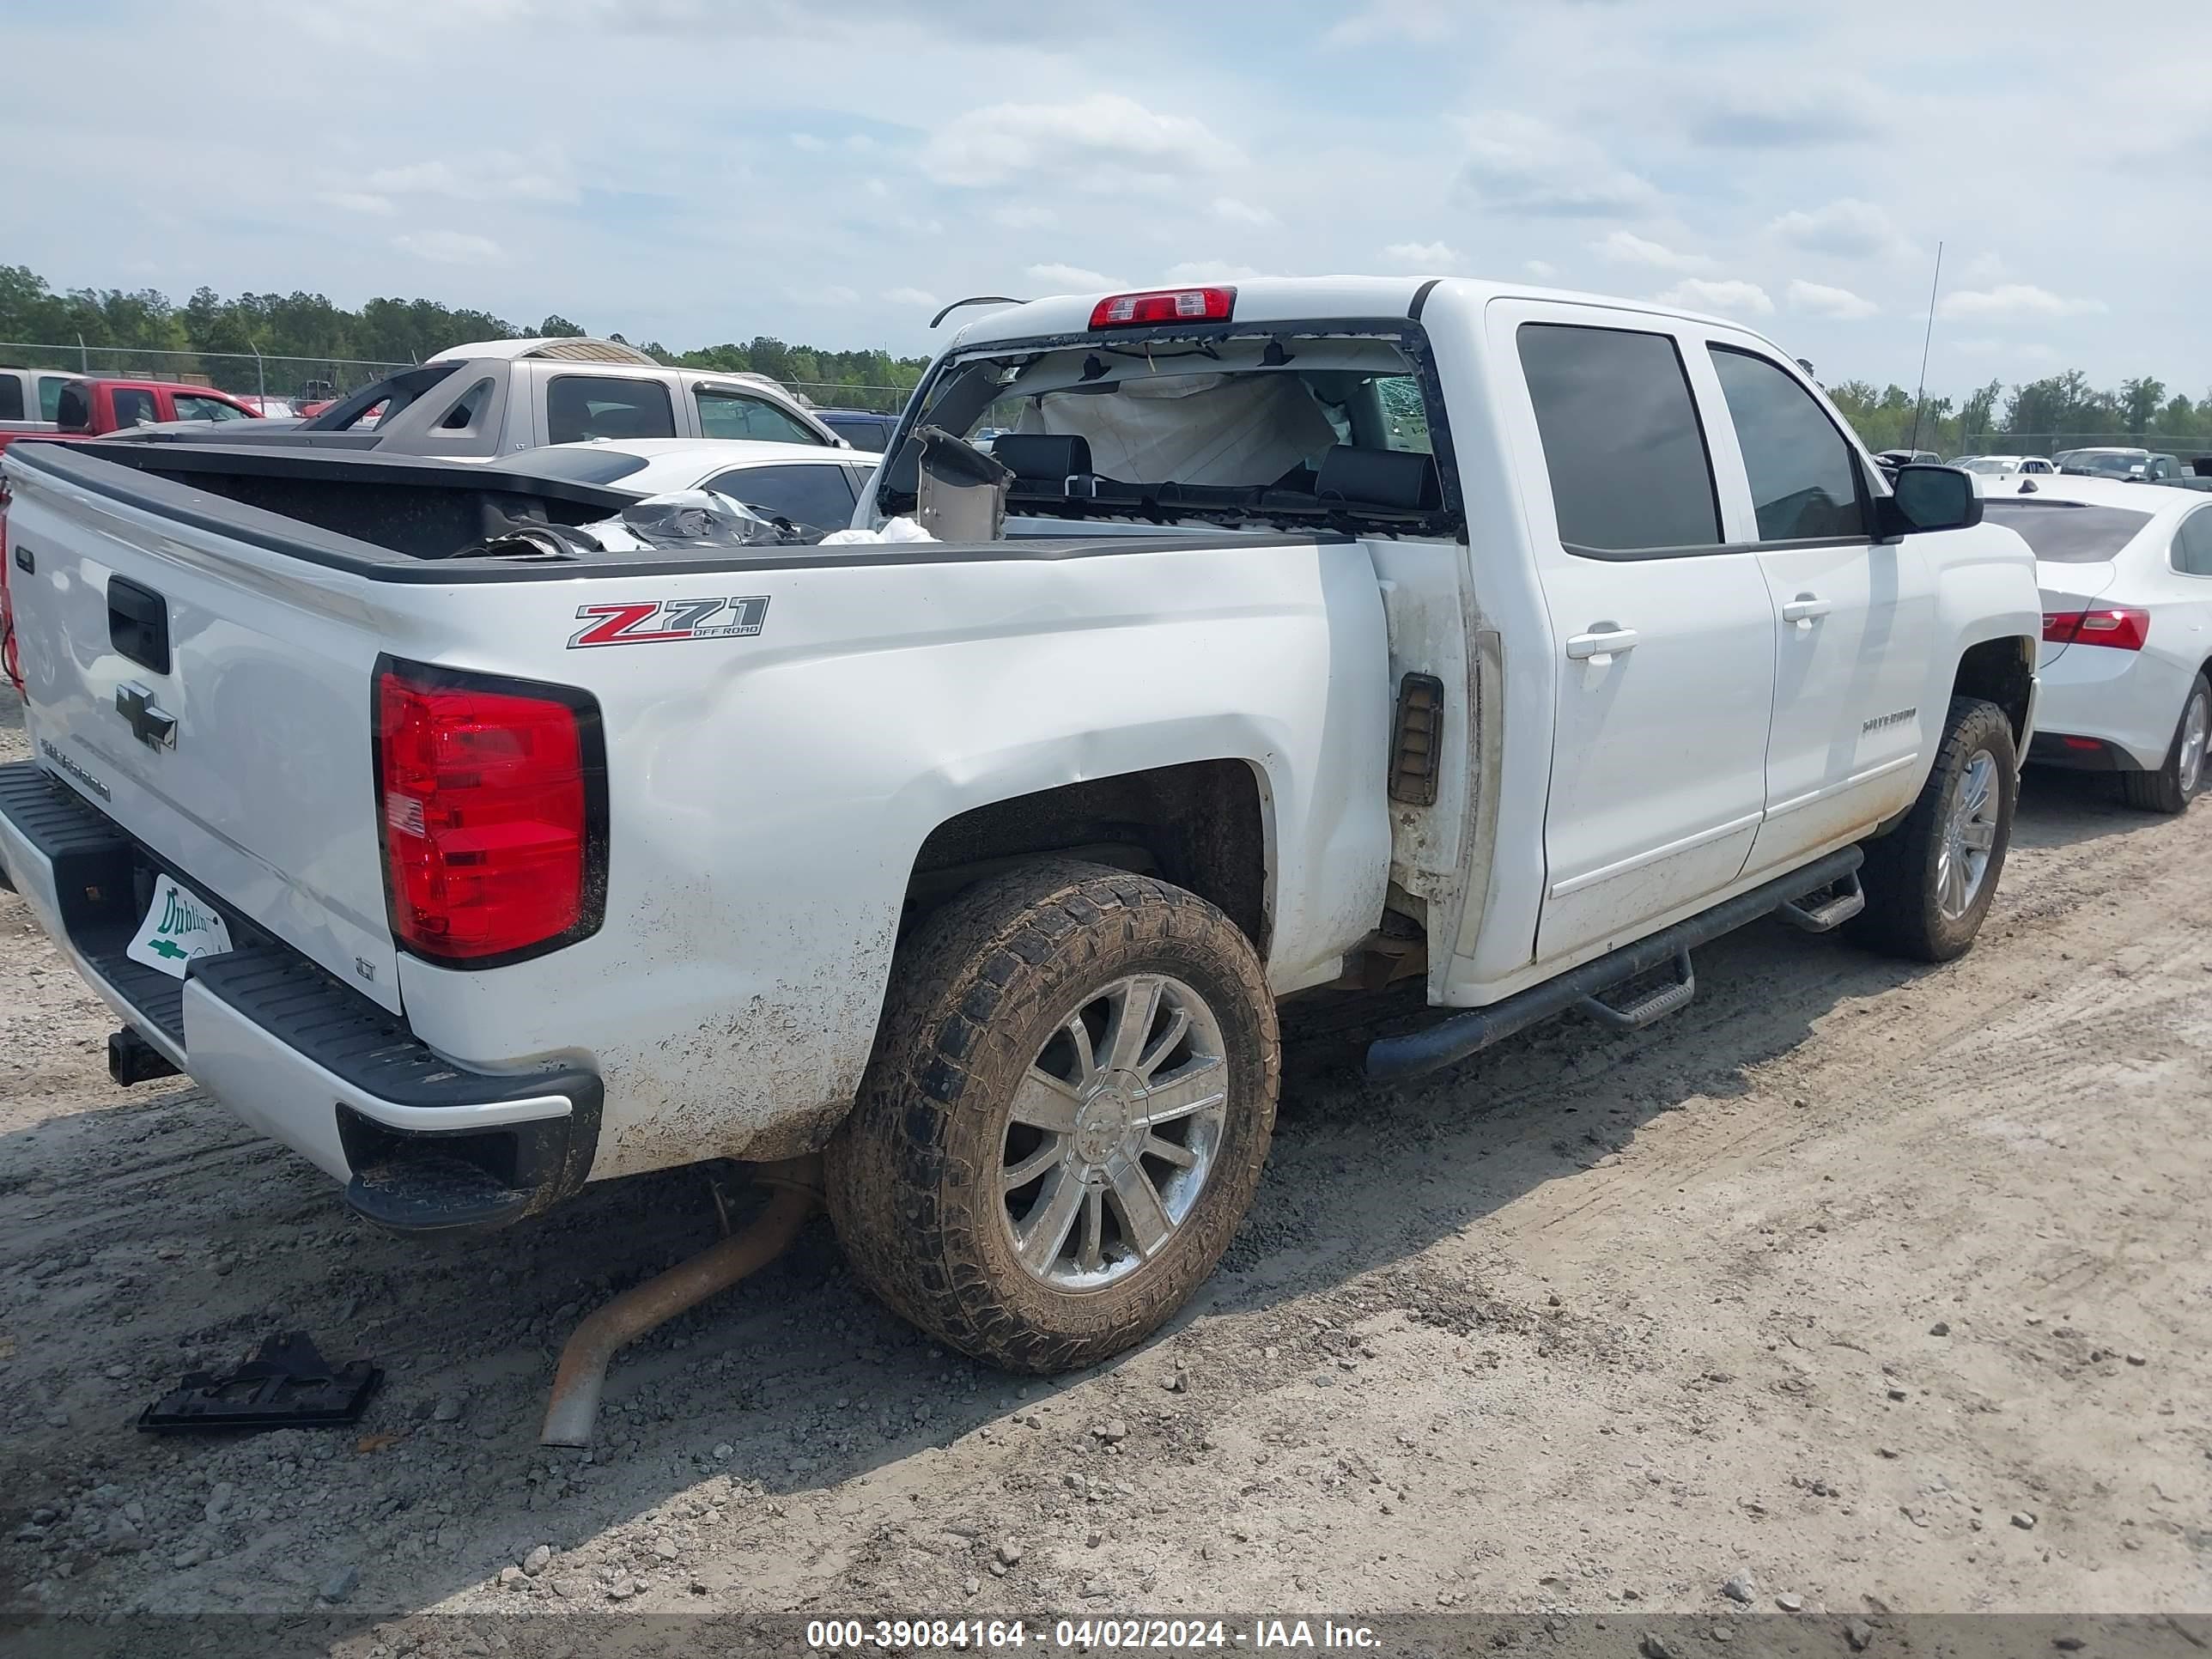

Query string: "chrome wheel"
[1937, 748, 1999, 921]
[2180, 690, 2209, 797]
[1000, 974, 1229, 1291]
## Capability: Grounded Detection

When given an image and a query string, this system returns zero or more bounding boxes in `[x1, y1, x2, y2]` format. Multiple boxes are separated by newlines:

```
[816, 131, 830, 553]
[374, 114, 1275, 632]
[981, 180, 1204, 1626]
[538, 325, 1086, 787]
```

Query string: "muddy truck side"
[0, 276, 2041, 1375]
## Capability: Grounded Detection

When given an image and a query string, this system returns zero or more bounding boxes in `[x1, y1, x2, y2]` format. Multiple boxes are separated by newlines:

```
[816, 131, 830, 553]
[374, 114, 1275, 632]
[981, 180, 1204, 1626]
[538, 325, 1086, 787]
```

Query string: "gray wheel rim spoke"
[1938, 749, 2000, 921]
[2182, 694, 2208, 793]
[1102, 975, 1164, 1073]
[1009, 1068, 1081, 1134]
[998, 970, 1231, 1291]
[1105, 1158, 1175, 1258]
[1014, 1169, 1086, 1274]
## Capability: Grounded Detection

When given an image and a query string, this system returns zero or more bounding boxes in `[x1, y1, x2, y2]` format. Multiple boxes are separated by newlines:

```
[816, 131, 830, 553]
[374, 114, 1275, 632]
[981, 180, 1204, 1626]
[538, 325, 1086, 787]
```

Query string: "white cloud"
[1453, 112, 1657, 218]
[991, 204, 1058, 230]
[1325, 0, 1456, 45]
[1939, 283, 2108, 321]
[1788, 279, 1879, 320]
[319, 191, 393, 216]
[1689, 81, 1884, 149]
[781, 283, 860, 306]
[368, 156, 575, 205]
[789, 133, 827, 152]
[1767, 198, 1917, 263]
[1026, 262, 1123, 292]
[1525, 258, 1558, 279]
[863, 178, 890, 198]
[391, 230, 504, 265]
[1654, 278, 1774, 316]
[923, 94, 1234, 191]
[1163, 260, 1265, 283]
[1383, 240, 1464, 273]
[1212, 196, 1277, 228]
[1590, 230, 1713, 273]
[882, 286, 938, 307]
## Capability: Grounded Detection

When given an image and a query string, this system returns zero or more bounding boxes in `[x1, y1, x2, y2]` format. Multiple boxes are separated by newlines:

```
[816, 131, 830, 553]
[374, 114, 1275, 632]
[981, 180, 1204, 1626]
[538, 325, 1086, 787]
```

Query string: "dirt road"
[2, 677, 2207, 1642]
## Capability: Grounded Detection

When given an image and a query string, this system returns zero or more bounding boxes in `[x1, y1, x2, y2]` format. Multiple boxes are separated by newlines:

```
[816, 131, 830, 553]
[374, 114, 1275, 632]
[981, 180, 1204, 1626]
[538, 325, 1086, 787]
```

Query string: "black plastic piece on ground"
[1576, 947, 1695, 1030]
[344, 1150, 536, 1235]
[1366, 845, 1867, 1083]
[137, 1333, 380, 1432]
[108, 1025, 181, 1085]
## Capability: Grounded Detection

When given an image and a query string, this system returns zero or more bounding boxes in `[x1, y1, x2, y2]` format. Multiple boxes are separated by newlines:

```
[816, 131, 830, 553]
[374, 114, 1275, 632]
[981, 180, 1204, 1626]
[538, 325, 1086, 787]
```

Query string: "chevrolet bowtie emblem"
[116, 682, 177, 750]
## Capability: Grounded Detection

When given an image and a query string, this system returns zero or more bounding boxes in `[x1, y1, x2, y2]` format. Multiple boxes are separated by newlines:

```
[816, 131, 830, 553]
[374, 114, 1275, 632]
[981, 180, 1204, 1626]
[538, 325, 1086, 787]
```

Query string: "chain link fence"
[786, 382, 914, 414]
[0, 342, 413, 407]
[1954, 433, 2212, 459]
[1, 344, 918, 417]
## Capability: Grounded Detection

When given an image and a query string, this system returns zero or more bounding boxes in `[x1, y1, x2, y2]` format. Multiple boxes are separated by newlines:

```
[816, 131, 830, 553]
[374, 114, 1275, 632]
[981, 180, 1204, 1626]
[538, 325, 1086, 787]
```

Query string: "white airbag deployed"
[1024, 372, 1340, 487]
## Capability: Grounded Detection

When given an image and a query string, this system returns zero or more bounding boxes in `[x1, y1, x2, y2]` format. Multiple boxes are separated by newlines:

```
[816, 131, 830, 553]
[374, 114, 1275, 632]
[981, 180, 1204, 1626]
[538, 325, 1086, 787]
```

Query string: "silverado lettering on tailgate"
[568, 596, 771, 649]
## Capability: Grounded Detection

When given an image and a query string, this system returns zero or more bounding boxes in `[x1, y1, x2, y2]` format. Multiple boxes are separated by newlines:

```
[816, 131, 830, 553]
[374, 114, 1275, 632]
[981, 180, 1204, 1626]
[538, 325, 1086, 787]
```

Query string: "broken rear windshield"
[1982, 501, 2153, 562]
[888, 331, 1452, 533]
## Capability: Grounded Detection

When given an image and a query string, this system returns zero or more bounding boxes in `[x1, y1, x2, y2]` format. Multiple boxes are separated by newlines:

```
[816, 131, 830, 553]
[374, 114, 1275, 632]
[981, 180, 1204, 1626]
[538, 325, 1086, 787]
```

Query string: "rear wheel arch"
[897, 760, 1274, 958]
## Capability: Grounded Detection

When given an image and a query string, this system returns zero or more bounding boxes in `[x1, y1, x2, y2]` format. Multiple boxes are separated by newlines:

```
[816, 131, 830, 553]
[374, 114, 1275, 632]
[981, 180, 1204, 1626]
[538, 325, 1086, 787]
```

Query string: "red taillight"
[374, 664, 602, 963]
[2042, 606, 2149, 651]
[1088, 286, 1236, 329]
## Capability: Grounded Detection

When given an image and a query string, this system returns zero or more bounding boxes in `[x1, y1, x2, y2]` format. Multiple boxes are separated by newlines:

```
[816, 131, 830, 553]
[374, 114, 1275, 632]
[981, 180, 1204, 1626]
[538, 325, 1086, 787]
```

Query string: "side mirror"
[1878, 463, 1981, 537]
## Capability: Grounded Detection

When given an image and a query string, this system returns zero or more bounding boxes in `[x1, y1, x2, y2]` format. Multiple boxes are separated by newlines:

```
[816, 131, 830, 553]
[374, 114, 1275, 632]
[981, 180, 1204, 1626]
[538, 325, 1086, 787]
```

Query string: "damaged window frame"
[874, 317, 1468, 543]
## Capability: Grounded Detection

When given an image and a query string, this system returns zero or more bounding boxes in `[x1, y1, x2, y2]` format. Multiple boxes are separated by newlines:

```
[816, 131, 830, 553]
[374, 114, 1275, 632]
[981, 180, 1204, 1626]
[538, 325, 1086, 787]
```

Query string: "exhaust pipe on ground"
[538, 1156, 821, 1448]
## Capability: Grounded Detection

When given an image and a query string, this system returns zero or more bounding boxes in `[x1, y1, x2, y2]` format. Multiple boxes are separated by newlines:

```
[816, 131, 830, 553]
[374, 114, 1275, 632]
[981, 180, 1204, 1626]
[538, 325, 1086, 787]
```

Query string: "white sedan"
[1952, 453, 2055, 477]
[1980, 474, 2212, 811]
[504, 438, 879, 534]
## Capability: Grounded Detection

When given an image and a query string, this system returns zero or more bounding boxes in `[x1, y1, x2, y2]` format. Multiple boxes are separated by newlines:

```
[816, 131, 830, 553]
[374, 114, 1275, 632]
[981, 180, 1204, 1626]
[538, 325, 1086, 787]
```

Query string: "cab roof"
[945, 273, 1794, 353]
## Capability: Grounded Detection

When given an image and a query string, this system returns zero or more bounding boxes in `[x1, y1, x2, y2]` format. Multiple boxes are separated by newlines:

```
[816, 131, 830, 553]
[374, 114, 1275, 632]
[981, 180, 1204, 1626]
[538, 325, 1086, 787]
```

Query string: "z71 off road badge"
[568, 596, 771, 649]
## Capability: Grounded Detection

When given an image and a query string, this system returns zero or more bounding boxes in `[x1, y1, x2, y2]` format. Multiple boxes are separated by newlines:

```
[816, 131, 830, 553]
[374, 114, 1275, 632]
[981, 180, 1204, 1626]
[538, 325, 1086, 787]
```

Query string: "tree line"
[0, 265, 931, 404]
[1827, 371, 2212, 455]
[3, 264, 2207, 448]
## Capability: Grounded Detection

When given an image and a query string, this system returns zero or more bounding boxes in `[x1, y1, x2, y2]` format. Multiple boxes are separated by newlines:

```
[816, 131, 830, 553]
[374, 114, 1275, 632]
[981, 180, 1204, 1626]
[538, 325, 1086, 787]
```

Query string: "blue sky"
[10, 0, 2209, 400]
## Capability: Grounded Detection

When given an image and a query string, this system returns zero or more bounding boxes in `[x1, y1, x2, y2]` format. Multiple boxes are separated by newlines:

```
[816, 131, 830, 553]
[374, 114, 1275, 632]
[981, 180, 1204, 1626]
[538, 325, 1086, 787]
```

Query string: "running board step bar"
[1775, 872, 1866, 934]
[1365, 846, 1865, 1084]
[1576, 948, 1694, 1031]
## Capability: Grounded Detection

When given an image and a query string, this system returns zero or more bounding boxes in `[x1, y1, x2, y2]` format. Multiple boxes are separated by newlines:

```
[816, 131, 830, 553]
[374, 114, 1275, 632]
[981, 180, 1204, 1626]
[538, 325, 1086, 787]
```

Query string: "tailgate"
[3, 448, 402, 1010]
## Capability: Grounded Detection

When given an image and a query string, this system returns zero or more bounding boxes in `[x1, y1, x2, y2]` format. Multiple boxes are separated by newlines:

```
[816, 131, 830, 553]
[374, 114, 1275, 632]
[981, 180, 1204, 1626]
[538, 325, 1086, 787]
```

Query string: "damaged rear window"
[885, 331, 1453, 535]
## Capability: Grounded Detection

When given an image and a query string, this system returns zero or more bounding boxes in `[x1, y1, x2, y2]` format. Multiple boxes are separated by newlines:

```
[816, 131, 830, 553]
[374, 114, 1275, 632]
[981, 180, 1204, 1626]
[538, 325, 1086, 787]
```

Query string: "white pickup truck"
[0, 277, 2040, 1376]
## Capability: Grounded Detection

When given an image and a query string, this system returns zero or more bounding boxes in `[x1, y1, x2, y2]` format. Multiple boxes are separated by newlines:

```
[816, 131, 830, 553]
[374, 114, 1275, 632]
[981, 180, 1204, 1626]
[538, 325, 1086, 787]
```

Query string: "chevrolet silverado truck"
[0, 277, 2041, 1374]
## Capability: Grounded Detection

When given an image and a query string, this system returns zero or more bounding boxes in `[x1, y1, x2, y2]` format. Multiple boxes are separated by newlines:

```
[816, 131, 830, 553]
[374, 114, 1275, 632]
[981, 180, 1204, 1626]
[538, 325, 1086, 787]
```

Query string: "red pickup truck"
[0, 378, 262, 457]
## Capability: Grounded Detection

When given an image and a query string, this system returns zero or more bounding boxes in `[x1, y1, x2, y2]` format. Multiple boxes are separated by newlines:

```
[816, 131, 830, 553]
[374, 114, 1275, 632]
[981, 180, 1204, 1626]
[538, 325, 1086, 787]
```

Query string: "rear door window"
[1706, 347, 1871, 542]
[2174, 508, 2212, 577]
[173, 394, 252, 422]
[1516, 323, 1722, 553]
[38, 376, 72, 422]
[696, 388, 824, 445]
[111, 388, 158, 427]
[546, 375, 676, 444]
[0, 376, 21, 422]
[707, 463, 859, 531]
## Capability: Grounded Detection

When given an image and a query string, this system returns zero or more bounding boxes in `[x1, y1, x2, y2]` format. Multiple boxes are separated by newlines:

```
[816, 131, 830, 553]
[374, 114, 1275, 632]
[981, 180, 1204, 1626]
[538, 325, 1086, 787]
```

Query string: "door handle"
[1566, 625, 1639, 662]
[1782, 595, 1832, 626]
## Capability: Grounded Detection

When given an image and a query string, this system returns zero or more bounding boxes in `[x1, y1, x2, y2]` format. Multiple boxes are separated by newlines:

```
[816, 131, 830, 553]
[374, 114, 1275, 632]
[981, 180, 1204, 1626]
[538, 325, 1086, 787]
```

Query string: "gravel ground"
[1, 678, 2208, 1649]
